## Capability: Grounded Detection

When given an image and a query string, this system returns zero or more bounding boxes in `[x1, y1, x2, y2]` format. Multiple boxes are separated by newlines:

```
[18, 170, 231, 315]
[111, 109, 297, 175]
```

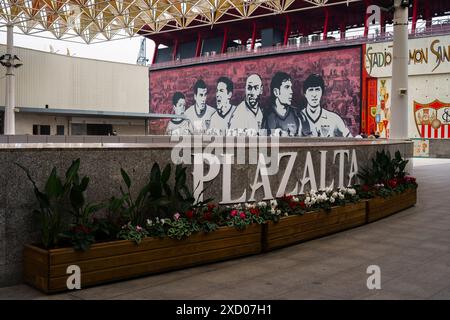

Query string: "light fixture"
[0, 54, 23, 68]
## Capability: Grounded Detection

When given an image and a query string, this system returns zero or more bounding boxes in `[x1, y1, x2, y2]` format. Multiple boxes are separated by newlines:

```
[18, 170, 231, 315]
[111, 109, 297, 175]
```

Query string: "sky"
[0, 27, 156, 65]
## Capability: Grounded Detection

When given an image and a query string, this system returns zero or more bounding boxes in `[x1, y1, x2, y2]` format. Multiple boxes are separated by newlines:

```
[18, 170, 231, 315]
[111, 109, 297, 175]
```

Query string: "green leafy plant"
[117, 223, 149, 244]
[118, 167, 153, 227]
[358, 150, 409, 186]
[16, 159, 83, 248]
[61, 224, 95, 251]
[166, 216, 200, 240]
[357, 150, 415, 199]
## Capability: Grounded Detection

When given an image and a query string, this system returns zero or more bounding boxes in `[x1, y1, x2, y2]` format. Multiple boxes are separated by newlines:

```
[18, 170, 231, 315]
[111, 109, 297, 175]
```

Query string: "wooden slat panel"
[23, 245, 50, 293]
[47, 242, 261, 293]
[265, 215, 366, 251]
[267, 211, 366, 241]
[50, 224, 261, 265]
[367, 189, 417, 222]
[49, 232, 261, 277]
[267, 203, 366, 239]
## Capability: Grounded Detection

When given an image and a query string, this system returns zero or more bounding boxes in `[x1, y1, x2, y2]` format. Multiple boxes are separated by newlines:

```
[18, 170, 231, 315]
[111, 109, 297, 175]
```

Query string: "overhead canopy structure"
[0, 0, 370, 43]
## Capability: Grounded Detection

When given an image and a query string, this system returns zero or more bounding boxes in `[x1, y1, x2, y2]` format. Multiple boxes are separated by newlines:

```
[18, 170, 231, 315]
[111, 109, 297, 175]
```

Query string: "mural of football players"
[229, 74, 264, 131]
[299, 74, 352, 137]
[184, 79, 215, 133]
[210, 77, 237, 132]
[262, 71, 301, 136]
[166, 92, 193, 135]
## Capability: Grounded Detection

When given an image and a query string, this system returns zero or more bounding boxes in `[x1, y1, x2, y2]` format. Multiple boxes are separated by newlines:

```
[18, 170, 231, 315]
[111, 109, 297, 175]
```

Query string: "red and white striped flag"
[421, 124, 450, 139]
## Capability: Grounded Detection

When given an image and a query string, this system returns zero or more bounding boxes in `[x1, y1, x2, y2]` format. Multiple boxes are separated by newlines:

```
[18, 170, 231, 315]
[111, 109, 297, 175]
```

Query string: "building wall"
[15, 113, 69, 135]
[113, 123, 146, 135]
[14, 113, 146, 136]
[364, 34, 450, 140]
[0, 44, 149, 113]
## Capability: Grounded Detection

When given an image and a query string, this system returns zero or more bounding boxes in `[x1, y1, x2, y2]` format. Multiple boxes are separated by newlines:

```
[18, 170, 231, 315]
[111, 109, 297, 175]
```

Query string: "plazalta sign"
[171, 136, 359, 204]
[365, 35, 450, 77]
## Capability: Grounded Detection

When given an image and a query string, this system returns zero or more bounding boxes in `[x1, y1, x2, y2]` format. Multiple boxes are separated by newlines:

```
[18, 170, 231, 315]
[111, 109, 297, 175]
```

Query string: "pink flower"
[230, 210, 238, 217]
[136, 225, 143, 232]
[239, 212, 246, 219]
[174, 213, 181, 220]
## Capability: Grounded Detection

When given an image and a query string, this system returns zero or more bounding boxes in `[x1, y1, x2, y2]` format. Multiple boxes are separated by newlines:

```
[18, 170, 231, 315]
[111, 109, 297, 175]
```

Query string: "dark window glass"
[56, 125, 65, 135]
[40, 125, 50, 135]
[33, 125, 39, 135]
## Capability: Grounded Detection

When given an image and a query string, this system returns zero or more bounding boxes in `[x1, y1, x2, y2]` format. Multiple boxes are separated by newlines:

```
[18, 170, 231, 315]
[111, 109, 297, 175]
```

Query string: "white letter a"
[366, 265, 381, 290]
[66, 265, 81, 290]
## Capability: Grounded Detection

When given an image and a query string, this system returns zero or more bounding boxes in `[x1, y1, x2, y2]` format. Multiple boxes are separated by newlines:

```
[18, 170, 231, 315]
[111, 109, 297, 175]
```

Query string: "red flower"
[405, 176, 416, 184]
[362, 184, 370, 192]
[73, 224, 91, 234]
[239, 212, 246, 219]
[249, 208, 260, 216]
[299, 201, 306, 209]
[230, 210, 238, 217]
[185, 210, 194, 219]
[203, 212, 212, 221]
[387, 179, 398, 189]
[207, 204, 216, 211]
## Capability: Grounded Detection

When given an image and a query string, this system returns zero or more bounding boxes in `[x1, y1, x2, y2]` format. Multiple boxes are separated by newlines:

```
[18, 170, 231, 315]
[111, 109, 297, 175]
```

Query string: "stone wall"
[0, 138, 413, 287]
[428, 139, 450, 158]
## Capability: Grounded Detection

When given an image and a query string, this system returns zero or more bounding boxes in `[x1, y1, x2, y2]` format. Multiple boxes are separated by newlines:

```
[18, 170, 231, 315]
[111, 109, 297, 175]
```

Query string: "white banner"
[365, 35, 450, 77]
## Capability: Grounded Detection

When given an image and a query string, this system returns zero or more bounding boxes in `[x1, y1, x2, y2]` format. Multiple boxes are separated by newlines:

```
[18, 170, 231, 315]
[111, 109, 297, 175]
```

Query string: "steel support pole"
[4, 24, 15, 135]
[390, 0, 409, 139]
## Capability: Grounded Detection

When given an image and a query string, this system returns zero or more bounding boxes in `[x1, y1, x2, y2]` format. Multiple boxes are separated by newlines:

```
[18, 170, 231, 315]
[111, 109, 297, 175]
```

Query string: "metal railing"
[149, 19, 450, 70]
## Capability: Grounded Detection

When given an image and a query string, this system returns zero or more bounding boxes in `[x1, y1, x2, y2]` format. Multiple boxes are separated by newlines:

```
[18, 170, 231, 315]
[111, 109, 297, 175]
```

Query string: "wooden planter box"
[262, 201, 366, 252]
[24, 224, 262, 293]
[366, 188, 417, 223]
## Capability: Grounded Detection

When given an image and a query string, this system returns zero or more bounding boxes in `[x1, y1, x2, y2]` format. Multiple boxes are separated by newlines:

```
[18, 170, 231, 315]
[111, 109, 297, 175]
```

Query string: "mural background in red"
[149, 46, 362, 135]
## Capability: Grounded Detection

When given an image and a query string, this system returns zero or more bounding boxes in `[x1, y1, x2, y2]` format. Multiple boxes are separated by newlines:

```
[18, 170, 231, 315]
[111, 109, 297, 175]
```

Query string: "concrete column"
[390, 1, 409, 139]
[4, 24, 15, 135]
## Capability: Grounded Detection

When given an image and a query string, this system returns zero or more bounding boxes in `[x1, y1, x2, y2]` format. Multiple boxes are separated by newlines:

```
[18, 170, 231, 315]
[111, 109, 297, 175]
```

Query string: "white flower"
[347, 188, 356, 196]
[284, 212, 289, 217]
[330, 197, 335, 203]
[305, 196, 311, 203]
[332, 192, 338, 198]
[276, 209, 281, 215]
[147, 219, 153, 226]
[338, 192, 345, 199]
[292, 197, 300, 202]
[160, 218, 165, 225]
[270, 199, 278, 208]
[326, 187, 333, 194]
[271, 208, 276, 214]
[258, 201, 267, 208]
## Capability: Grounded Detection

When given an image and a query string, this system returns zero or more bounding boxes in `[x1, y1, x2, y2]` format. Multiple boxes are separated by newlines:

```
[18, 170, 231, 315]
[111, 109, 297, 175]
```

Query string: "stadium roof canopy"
[0, 0, 373, 43]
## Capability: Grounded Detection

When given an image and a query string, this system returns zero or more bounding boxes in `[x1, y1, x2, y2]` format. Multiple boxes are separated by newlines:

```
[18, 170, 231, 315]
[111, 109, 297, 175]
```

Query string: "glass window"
[56, 125, 65, 135]
[40, 125, 50, 135]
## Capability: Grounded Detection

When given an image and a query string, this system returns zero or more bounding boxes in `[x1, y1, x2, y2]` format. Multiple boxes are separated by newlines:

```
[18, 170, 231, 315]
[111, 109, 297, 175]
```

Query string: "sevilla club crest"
[415, 100, 450, 139]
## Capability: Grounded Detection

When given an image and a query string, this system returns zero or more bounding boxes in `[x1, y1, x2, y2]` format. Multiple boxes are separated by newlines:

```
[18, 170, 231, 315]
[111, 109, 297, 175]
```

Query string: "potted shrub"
[20, 161, 263, 293]
[356, 150, 418, 222]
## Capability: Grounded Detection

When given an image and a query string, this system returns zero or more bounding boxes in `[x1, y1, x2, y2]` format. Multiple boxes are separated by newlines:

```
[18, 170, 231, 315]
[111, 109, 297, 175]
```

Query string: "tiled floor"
[1, 158, 449, 300]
